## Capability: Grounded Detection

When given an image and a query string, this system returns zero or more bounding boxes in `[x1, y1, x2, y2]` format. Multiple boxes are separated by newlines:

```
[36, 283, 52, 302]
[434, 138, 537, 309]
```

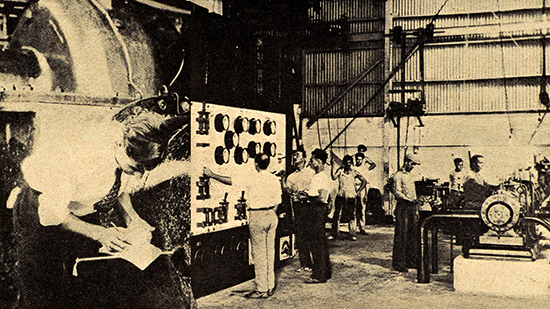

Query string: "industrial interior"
[2, 0, 550, 308]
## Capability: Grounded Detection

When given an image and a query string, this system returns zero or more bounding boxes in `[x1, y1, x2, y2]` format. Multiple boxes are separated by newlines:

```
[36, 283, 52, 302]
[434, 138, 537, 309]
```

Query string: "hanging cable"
[327, 117, 333, 154]
[322, 44, 421, 151]
[169, 49, 185, 88]
[429, 0, 451, 24]
[344, 118, 348, 152]
[495, 0, 514, 139]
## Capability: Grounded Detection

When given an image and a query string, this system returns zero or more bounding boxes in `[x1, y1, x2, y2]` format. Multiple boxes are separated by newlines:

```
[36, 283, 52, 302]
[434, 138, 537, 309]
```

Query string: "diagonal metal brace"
[322, 44, 421, 151]
[306, 58, 384, 129]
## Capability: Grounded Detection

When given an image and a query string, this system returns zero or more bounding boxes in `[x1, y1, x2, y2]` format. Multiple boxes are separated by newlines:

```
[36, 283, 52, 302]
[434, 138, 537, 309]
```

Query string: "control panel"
[190, 102, 286, 235]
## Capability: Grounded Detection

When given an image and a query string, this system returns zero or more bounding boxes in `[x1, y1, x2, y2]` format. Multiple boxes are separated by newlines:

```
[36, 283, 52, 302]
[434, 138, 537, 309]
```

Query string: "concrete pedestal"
[454, 255, 550, 297]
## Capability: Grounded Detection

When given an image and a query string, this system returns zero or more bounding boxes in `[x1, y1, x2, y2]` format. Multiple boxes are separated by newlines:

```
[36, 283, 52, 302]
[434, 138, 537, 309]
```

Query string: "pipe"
[524, 216, 550, 233]
[133, 0, 191, 15]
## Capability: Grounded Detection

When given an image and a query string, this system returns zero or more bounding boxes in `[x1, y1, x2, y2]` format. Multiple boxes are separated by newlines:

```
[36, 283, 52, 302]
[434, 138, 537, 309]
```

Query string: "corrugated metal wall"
[392, 0, 541, 17]
[309, 0, 384, 24]
[390, 0, 550, 113]
[302, 0, 386, 118]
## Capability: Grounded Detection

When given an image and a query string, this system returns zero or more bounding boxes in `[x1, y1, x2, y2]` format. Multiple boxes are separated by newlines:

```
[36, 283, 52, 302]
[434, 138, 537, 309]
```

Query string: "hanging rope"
[335, 117, 340, 152]
[529, 0, 550, 144]
[404, 115, 411, 156]
[529, 111, 548, 144]
[316, 120, 322, 149]
[327, 117, 333, 153]
[344, 118, 348, 152]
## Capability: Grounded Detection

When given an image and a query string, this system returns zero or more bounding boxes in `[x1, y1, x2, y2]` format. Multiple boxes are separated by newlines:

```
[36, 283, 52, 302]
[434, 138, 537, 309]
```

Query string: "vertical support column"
[418, 217, 432, 283]
[382, 0, 394, 215]
[431, 227, 438, 274]
[398, 32, 406, 167]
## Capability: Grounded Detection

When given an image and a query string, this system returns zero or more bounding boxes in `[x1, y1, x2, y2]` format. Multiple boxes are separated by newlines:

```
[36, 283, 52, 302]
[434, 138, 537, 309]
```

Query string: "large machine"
[417, 159, 550, 283]
[0, 0, 300, 303]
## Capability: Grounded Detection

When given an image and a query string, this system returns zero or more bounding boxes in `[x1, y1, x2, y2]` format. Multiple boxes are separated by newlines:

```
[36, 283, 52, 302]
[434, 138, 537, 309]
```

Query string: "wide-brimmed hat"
[405, 153, 421, 165]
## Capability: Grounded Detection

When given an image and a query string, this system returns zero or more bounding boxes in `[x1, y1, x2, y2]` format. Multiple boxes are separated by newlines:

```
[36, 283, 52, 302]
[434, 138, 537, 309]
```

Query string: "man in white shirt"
[391, 153, 420, 273]
[449, 158, 466, 192]
[447, 157, 467, 209]
[285, 148, 315, 272]
[304, 148, 332, 283]
[204, 153, 282, 298]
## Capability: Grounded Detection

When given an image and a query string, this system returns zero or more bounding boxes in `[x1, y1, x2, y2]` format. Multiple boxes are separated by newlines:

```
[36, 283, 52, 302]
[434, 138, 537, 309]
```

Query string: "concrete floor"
[197, 225, 550, 309]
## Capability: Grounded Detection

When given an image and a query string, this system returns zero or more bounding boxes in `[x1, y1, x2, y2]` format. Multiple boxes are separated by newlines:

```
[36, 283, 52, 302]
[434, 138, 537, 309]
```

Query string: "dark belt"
[396, 199, 415, 206]
[248, 206, 276, 211]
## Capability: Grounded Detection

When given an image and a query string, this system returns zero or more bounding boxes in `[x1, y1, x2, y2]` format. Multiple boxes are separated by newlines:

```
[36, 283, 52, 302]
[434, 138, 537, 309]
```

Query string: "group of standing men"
[390, 152, 498, 273]
[286, 145, 377, 279]
[204, 148, 335, 299]
[285, 148, 333, 284]
[205, 143, 499, 297]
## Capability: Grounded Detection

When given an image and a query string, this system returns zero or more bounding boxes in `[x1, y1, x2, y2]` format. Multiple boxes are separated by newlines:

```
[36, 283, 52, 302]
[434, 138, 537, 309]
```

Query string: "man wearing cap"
[391, 153, 421, 272]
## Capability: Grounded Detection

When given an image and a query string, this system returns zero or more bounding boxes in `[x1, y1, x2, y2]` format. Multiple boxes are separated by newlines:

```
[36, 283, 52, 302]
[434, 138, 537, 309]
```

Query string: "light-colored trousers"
[248, 209, 279, 292]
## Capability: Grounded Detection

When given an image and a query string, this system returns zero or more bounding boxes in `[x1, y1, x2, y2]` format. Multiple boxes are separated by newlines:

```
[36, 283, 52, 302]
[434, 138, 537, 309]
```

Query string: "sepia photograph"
[1, 0, 550, 308]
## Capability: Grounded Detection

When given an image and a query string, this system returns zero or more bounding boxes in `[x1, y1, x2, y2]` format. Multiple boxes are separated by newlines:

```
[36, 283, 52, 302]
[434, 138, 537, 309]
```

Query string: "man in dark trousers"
[304, 149, 332, 283]
[391, 153, 421, 272]
[284, 148, 315, 272]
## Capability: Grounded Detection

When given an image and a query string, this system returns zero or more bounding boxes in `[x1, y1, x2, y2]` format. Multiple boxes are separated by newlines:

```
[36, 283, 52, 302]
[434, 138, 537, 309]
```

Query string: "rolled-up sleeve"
[22, 154, 75, 226]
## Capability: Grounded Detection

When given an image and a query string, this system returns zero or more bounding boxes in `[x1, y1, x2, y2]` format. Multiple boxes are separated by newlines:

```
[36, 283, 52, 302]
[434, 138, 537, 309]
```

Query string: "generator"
[0, 0, 299, 303]
[417, 165, 550, 283]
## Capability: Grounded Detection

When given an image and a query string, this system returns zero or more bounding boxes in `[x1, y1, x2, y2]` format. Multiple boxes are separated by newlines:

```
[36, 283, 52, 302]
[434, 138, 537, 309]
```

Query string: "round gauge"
[235, 241, 249, 262]
[263, 142, 276, 157]
[249, 118, 262, 135]
[248, 141, 261, 158]
[234, 116, 250, 134]
[264, 120, 276, 136]
[215, 146, 230, 165]
[214, 114, 230, 132]
[193, 248, 204, 263]
[480, 191, 521, 232]
[214, 245, 225, 258]
[235, 146, 249, 165]
[224, 131, 239, 149]
[486, 203, 511, 226]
